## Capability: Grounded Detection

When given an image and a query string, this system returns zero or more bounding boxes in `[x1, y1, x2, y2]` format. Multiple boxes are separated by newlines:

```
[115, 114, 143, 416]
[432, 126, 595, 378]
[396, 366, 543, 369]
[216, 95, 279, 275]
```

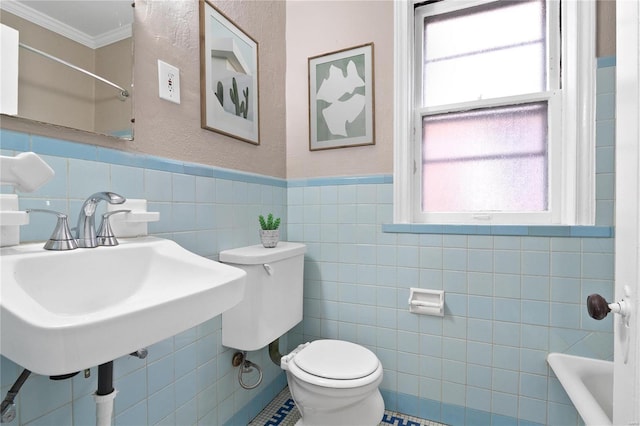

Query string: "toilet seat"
[294, 340, 379, 380]
[282, 340, 383, 389]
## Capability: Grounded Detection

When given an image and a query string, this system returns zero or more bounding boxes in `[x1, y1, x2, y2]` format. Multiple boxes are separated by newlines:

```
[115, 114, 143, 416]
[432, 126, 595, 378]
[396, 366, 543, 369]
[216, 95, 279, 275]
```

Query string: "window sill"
[381, 224, 614, 238]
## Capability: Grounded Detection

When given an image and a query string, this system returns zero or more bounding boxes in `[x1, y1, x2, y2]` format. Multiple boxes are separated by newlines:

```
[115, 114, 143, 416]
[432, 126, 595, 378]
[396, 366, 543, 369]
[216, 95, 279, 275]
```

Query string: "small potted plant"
[258, 213, 280, 248]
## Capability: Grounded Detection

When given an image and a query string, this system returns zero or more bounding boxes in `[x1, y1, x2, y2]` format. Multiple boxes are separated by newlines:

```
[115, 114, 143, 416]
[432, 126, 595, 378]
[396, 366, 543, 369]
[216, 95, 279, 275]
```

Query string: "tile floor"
[249, 387, 446, 426]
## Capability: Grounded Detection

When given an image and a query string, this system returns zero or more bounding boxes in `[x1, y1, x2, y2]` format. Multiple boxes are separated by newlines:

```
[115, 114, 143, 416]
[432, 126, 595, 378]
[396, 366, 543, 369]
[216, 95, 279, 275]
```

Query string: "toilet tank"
[219, 242, 306, 351]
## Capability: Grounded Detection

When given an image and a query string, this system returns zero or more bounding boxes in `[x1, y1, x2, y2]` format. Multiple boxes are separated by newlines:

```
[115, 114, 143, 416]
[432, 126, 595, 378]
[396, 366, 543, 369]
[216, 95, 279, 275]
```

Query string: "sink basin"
[547, 352, 613, 426]
[1, 237, 246, 375]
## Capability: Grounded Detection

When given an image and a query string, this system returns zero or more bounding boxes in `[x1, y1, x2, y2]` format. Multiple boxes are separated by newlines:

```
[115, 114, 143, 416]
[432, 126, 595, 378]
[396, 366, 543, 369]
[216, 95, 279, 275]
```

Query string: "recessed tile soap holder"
[408, 288, 445, 316]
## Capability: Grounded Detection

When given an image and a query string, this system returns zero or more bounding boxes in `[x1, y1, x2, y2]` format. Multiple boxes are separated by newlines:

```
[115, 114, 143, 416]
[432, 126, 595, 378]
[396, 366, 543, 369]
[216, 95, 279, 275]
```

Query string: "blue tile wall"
[285, 61, 617, 426]
[0, 136, 288, 425]
[0, 60, 615, 426]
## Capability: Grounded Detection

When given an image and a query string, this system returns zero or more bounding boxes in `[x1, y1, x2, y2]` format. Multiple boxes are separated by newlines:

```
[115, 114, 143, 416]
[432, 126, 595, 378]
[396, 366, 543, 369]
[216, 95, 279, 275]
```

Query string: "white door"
[613, 1, 640, 424]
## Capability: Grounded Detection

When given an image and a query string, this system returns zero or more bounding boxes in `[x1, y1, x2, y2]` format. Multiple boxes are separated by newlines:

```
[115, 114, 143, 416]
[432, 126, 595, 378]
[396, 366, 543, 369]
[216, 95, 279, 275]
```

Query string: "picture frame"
[308, 43, 375, 151]
[199, 0, 260, 145]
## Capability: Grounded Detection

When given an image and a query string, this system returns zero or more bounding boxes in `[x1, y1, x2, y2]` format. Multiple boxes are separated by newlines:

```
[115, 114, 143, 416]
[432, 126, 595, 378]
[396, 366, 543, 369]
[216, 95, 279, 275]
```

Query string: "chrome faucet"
[76, 192, 126, 248]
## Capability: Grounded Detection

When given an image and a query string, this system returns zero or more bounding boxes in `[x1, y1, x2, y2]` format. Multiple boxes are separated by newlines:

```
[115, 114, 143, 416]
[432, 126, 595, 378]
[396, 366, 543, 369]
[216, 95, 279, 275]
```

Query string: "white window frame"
[393, 0, 596, 225]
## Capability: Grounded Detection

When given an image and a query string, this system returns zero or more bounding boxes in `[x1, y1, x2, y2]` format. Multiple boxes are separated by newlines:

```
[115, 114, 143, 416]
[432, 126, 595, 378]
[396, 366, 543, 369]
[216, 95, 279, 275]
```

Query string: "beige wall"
[95, 38, 134, 136]
[2, 0, 288, 178]
[285, 0, 394, 179]
[2, 11, 96, 132]
[128, 0, 287, 177]
[1, 10, 133, 137]
[2, 1, 615, 180]
[597, 0, 616, 57]
[285, 0, 617, 179]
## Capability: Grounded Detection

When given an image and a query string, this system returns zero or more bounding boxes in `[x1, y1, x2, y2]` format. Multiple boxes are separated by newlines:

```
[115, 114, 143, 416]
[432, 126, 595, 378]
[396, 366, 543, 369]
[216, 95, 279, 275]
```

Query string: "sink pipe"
[93, 351, 146, 425]
[232, 338, 284, 390]
[232, 351, 263, 390]
[93, 350, 147, 426]
[269, 338, 284, 366]
[0, 364, 118, 425]
[0, 369, 30, 423]
[95, 362, 117, 426]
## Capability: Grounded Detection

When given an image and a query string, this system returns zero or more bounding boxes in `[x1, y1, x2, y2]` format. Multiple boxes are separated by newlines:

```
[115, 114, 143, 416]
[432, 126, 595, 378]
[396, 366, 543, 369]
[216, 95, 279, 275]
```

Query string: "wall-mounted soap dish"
[107, 199, 160, 237]
[0, 194, 29, 247]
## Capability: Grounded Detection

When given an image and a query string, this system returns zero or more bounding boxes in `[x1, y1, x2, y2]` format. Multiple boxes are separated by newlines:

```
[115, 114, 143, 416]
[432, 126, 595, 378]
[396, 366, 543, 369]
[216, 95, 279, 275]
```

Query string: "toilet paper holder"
[408, 288, 445, 316]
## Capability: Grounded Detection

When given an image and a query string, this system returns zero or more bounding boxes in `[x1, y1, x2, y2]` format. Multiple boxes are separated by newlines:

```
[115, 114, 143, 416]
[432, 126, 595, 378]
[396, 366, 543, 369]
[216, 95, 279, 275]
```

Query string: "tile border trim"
[1, 131, 613, 238]
[0, 130, 287, 188]
[381, 223, 614, 238]
[287, 175, 393, 187]
[597, 56, 616, 68]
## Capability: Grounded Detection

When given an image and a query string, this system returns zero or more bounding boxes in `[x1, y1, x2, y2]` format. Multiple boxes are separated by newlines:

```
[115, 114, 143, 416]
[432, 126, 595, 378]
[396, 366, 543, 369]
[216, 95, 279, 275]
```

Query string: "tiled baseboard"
[249, 387, 447, 426]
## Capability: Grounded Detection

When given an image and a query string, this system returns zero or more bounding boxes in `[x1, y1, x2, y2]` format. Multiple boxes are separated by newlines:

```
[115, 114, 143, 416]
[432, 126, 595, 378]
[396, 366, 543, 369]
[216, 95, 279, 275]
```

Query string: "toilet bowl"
[281, 339, 384, 426]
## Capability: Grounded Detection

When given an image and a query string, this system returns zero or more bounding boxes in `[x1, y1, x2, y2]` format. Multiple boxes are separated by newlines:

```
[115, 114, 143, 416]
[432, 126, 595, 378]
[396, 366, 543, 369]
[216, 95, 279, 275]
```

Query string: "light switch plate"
[158, 60, 180, 104]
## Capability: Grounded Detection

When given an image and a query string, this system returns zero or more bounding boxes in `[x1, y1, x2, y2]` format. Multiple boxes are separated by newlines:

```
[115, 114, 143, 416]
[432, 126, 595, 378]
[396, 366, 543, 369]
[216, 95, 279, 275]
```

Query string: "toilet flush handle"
[263, 264, 273, 275]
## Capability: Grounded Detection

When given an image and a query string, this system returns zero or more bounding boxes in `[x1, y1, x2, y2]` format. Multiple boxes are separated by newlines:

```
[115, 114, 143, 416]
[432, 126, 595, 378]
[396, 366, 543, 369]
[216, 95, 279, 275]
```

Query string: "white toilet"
[281, 339, 384, 426]
[220, 242, 385, 426]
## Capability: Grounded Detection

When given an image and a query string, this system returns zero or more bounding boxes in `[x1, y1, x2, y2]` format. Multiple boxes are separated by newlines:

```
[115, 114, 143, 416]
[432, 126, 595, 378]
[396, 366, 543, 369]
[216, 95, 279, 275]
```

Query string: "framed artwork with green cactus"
[308, 43, 375, 151]
[199, 0, 260, 145]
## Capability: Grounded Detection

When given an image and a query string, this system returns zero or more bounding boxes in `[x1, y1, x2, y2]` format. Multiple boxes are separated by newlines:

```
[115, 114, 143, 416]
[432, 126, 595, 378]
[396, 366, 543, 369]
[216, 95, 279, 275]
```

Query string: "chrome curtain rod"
[19, 42, 129, 100]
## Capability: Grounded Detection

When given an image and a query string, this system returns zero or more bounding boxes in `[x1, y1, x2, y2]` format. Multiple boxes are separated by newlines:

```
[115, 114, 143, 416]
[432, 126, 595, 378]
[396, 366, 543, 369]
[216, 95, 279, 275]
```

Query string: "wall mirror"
[0, 0, 134, 140]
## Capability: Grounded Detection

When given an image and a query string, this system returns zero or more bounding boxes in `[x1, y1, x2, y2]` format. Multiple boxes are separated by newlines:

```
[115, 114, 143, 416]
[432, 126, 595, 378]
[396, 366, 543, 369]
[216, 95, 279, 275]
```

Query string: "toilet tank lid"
[220, 242, 306, 264]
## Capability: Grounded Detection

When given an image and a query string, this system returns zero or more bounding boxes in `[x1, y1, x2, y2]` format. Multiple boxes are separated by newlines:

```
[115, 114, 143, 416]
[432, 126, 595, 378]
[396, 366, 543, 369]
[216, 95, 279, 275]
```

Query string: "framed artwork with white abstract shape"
[199, 0, 260, 145]
[308, 43, 375, 151]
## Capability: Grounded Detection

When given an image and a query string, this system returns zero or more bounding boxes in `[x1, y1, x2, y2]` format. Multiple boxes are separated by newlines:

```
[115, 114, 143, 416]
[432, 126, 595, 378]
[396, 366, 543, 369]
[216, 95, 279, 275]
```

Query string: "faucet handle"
[26, 209, 78, 250]
[76, 192, 126, 248]
[97, 210, 131, 246]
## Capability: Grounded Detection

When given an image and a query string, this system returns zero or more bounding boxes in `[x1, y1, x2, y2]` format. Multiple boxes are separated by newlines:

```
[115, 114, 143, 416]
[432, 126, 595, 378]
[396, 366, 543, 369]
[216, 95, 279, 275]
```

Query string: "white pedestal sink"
[0, 237, 246, 375]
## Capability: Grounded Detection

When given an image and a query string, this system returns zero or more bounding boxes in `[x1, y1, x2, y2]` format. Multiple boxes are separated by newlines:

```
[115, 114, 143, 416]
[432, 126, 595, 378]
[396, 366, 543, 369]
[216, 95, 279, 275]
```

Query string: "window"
[394, 0, 596, 225]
